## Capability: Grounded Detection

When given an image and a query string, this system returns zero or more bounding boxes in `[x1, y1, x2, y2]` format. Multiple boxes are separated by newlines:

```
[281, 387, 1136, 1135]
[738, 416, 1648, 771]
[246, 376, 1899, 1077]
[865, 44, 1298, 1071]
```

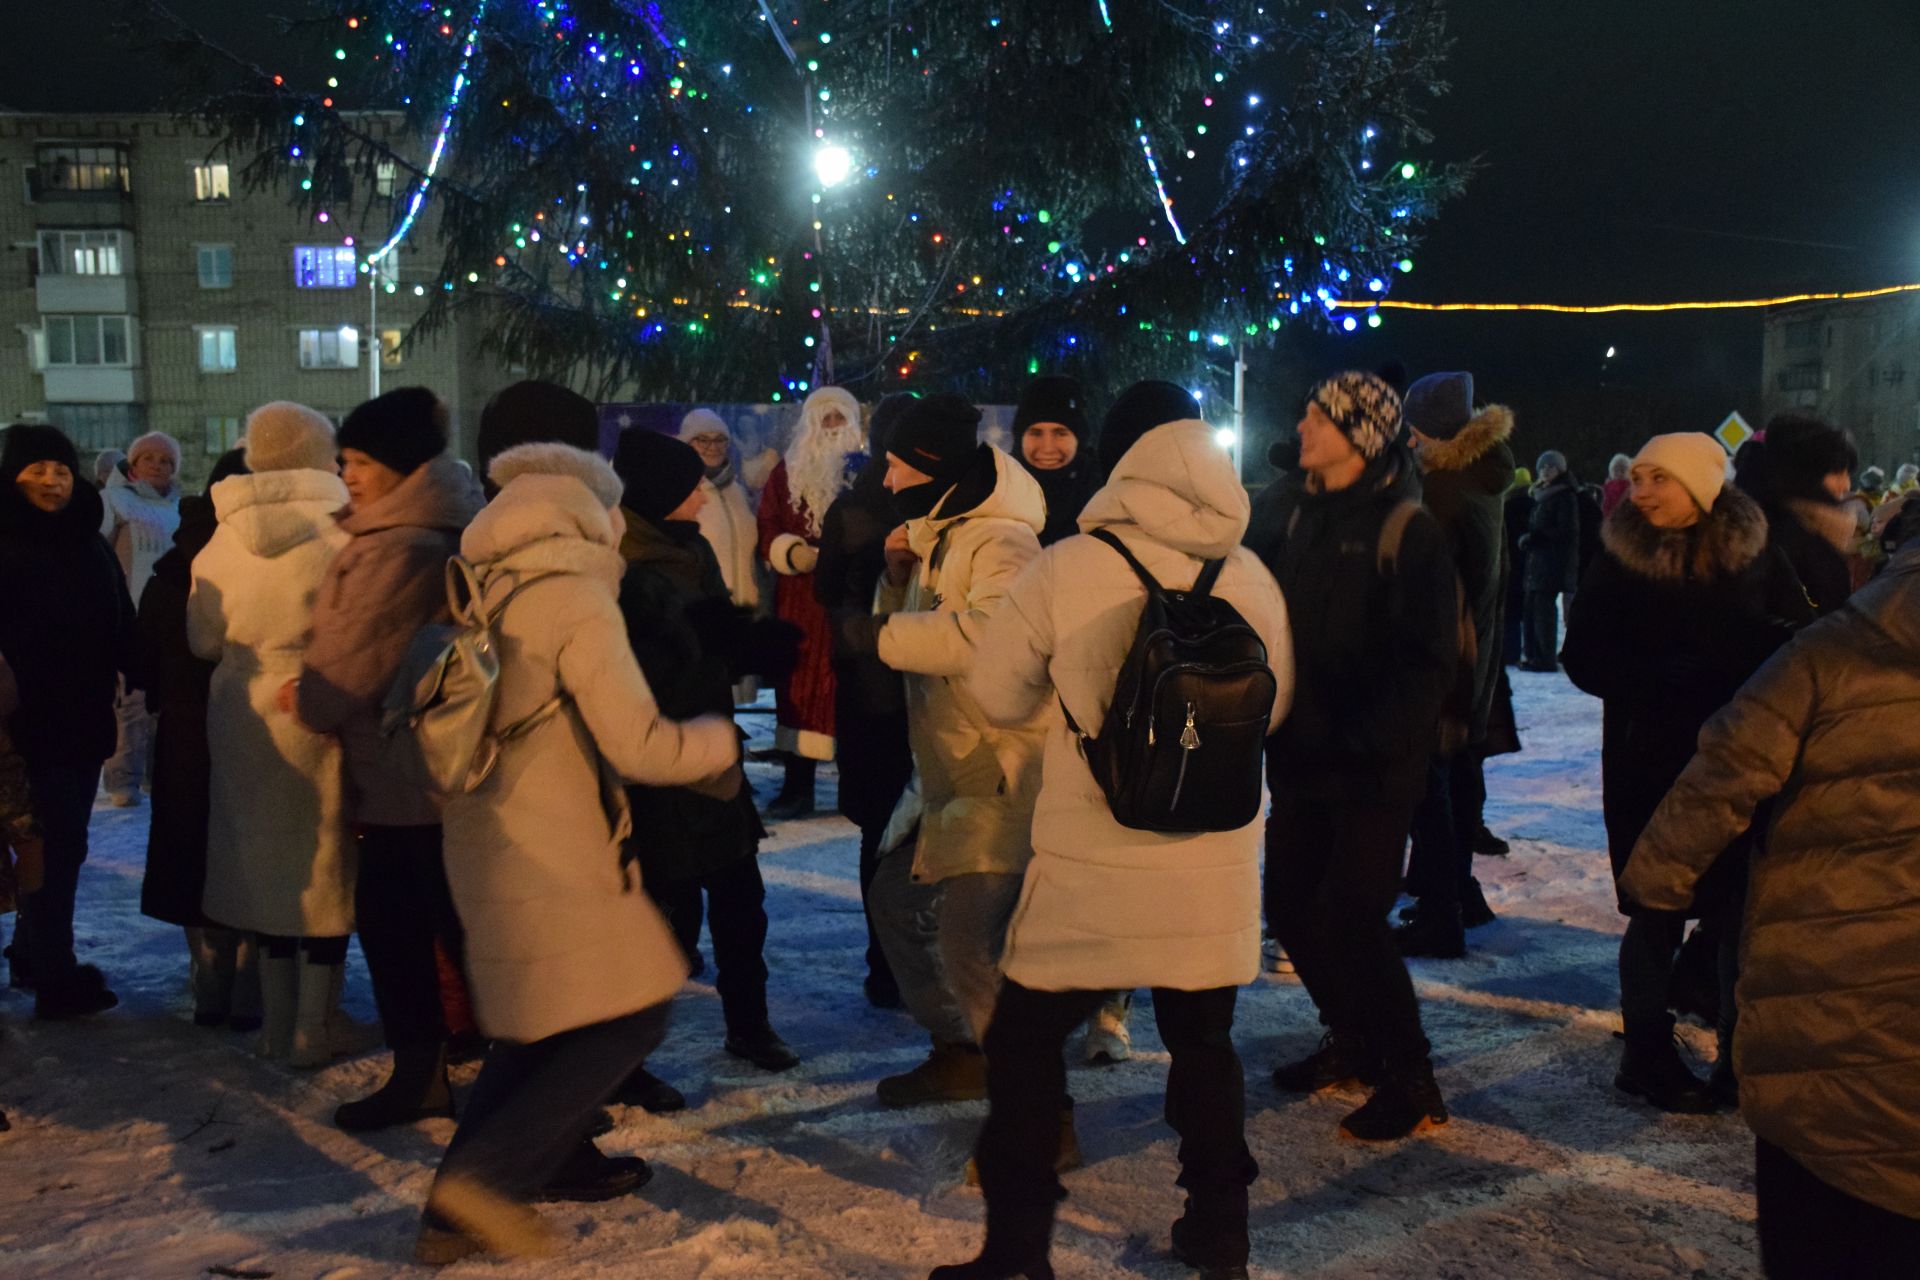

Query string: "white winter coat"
[695, 473, 763, 611]
[877, 447, 1048, 882]
[970, 420, 1294, 993]
[191, 470, 356, 937]
[101, 477, 181, 605]
[443, 445, 739, 1044]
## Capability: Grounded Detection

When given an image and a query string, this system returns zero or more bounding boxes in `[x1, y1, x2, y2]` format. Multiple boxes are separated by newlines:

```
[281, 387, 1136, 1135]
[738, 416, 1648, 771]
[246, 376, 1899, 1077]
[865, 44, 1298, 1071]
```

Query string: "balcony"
[37, 274, 135, 314]
[42, 367, 143, 403]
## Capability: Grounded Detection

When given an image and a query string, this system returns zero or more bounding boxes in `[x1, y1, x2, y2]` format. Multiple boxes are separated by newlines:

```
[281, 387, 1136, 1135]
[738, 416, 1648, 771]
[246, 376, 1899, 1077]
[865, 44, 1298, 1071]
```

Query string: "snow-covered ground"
[0, 673, 1759, 1279]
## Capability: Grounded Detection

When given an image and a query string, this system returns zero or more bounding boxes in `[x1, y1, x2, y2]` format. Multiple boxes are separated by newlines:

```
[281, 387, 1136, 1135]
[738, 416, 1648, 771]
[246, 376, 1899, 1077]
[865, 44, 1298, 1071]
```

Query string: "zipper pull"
[1179, 702, 1200, 750]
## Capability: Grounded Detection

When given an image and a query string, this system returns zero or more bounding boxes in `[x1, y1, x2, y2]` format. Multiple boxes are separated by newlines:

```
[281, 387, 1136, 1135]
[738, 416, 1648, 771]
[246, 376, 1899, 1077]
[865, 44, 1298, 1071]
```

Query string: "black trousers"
[1521, 590, 1562, 669]
[1756, 1138, 1920, 1278]
[355, 824, 462, 1052]
[972, 979, 1256, 1268]
[430, 1003, 670, 1211]
[11, 762, 100, 986]
[1405, 753, 1481, 911]
[654, 856, 771, 1036]
[857, 822, 895, 989]
[1266, 767, 1431, 1067]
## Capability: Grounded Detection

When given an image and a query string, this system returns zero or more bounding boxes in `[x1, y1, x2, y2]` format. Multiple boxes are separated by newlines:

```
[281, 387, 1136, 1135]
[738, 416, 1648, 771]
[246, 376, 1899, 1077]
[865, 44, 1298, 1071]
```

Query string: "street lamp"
[813, 144, 853, 188]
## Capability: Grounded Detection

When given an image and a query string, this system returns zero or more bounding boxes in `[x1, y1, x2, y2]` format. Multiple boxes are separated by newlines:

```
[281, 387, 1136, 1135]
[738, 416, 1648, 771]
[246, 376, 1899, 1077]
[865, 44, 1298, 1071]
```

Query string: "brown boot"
[876, 1040, 985, 1108]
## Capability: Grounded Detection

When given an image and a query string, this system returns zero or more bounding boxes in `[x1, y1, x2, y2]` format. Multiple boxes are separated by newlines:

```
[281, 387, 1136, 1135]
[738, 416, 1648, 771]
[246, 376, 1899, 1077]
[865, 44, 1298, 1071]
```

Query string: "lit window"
[38, 230, 125, 276]
[192, 162, 231, 202]
[42, 315, 133, 367]
[197, 326, 237, 373]
[292, 245, 359, 289]
[196, 244, 233, 288]
[204, 416, 243, 455]
[298, 326, 359, 369]
[376, 161, 398, 199]
[379, 328, 404, 367]
[34, 145, 130, 196]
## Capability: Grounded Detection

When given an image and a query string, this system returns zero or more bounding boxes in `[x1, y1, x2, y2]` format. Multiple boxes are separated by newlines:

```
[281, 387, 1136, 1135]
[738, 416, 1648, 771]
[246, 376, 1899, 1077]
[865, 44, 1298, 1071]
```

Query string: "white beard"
[786, 422, 862, 537]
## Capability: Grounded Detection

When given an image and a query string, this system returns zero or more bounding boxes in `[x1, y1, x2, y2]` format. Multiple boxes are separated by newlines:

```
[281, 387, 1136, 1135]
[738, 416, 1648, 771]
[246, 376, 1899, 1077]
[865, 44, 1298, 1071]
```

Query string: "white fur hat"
[244, 401, 337, 473]
[678, 408, 729, 441]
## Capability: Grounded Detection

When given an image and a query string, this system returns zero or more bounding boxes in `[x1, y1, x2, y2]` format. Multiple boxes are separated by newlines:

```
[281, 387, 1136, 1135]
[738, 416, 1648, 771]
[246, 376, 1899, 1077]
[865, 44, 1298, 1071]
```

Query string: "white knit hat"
[244, 401, 337, 473]
[126, 430, 181, 470]
[1631, 432, 1727, 511]
[678, 407, 730, 441]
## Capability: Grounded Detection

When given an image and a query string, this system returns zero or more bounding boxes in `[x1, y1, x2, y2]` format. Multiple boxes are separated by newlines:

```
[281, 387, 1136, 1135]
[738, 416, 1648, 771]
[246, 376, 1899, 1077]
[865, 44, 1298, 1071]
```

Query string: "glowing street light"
[813, 144, 853, 188]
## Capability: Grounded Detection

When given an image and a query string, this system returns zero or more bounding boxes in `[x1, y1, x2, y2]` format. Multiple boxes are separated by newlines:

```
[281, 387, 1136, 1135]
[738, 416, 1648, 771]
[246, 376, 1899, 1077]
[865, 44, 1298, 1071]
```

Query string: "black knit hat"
[613, 427, 706, 523]
[867, 391, 919, 463]
[337, 386, 448, 477]
[1, 423, 80, 481]
[1099, 380, 1201, 474]
[889, 392, 982, 484]
[477, 381, 599, 484]
[1012, 375, 1088, 441]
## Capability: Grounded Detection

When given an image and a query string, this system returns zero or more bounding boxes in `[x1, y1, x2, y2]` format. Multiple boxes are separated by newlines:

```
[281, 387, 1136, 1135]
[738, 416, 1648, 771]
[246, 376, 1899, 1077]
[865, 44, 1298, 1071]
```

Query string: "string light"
[1135, 120, 1187, 245]
[1338, 281, 1920, 315]
[365, 0, 490, 267]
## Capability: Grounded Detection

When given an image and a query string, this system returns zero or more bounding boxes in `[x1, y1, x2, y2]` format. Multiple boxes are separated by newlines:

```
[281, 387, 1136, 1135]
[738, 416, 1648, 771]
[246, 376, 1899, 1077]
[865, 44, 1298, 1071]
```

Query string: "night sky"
[7, 0, 1918, 465]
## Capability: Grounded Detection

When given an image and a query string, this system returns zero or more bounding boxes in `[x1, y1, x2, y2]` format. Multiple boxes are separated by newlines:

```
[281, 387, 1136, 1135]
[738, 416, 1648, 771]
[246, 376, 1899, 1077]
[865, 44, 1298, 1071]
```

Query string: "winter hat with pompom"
[1631, 432, 1728, 512]
[243, 401, 337, 473]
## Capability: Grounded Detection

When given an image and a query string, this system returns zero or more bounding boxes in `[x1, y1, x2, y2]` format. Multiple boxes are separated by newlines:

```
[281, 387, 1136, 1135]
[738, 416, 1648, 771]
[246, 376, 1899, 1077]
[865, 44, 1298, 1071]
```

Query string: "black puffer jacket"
[1623, 544, 1920, 1220]
[1521, 474, 1581, 593]
[1415, 405, 1515, 742]
[0, 477, 135, 767]
[1254, 445, 1459, 772]
[1561, 490, 1811, 913]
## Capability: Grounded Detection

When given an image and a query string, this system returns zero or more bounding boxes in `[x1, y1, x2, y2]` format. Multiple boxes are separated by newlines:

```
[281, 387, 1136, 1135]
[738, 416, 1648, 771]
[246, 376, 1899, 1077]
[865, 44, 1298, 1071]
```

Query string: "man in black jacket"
[1520, 450, 1581, 670]
[1249, 372, 1460, 1141]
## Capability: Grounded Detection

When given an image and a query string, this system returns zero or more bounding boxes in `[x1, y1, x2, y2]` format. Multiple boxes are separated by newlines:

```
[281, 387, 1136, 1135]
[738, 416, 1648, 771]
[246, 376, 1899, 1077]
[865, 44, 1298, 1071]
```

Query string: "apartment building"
[1760, 289, 1920, 470]
[0, 113, 515, 484]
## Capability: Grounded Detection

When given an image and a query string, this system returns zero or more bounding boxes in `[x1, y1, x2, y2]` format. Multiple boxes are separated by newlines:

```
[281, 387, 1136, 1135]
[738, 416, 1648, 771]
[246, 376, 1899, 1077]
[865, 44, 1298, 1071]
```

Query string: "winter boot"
[32, 964, 118, 1020]
[1272, 1030, 1374, 1094]
[1394, 903, 1467, 959]
[289, 960, 340, 1069]
[1079, 992, 1133, 1065]
[536, 1140, 654, 1202]
[878, 1040, 988, 1108]
[1614, 1014, 1716, 1114]
[1461, 878, 1497, 928]
[3, 941, 34, 990]
[864, 971, 904, 1009]
[256, 952, 298, 1060]
[1260, 935, 1294, 975]
[419, 1173, 557, 1262]
[725, 1022, 801, 1072]
[614, 1065, 687, 1114]
[1472, 825, 1510, 857]
[764, 756, 817, 822]
[928, 1259, 1054, 1280]
[1170, 1213, 1252, 1280]
[1340, 1058, 1449, 1141]
[334, 1043, 455, 1132]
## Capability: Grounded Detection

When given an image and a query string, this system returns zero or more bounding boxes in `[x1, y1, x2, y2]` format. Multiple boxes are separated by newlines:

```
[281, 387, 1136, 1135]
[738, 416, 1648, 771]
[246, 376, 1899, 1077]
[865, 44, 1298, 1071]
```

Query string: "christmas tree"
[152, 0, 1465, 402]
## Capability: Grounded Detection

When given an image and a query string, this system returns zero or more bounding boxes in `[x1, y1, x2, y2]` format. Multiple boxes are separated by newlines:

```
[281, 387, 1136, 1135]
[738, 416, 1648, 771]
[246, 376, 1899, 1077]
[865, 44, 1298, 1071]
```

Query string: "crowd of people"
[0, 366, 1915, 1279]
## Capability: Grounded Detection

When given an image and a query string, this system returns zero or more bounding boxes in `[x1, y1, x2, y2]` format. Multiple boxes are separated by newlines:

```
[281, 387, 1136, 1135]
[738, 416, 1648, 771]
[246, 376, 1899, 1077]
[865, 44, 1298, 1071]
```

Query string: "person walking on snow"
[1254, 372, 1458, 1143]
[1518, 450, 1580, 671]
[192, 404, 361, 1067]
[936, 382, 1293, 1280]
[757, 386, 865, 819]
[415, 442, 742, 1266]
[98, 430, 182, 806]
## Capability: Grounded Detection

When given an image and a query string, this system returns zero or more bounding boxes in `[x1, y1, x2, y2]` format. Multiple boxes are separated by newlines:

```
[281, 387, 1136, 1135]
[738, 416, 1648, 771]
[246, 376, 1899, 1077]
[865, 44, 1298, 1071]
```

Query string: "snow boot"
[725, 1023, 801, 1071]
[334, 1044, 455, 1132]
[1272, 1030, 1374, 1094]
[289, 960, 340, 1069]
[764, 756, 816, 822]
[1080, 992, 1133, 1065]
[1615, 1014, 1716, 1114]
[256, 952, 298, 1060]
[536, 1140, 653, 1203]
[1170, 1213, 1251, 1280]
[1340, 1058, 1449, 1141]
[1394, 904, 1467, 959]
[420, 1173, 557, 1261]
[33, 964, 117, 1020]
[614, 1065, 687, 1114]
[1472, 825, 1510, 857]
[1461, 878, 1497, 928]
[928, 1259, 1054, 1280]
[878, 1040, 987, 1108]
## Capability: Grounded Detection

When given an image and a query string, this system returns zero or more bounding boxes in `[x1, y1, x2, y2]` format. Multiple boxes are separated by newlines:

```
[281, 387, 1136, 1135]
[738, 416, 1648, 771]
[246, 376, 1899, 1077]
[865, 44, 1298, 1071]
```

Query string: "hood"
[1414, 404, 1515, 494]
[0, 475, 107, 544]
[1851, 545, 1920, 654]
[1077, 419, 1250, 558]
[927, 445, 1046, 533]
[339, 452, 483, 538]
[210, 470, 350, 558]
[1782, 495, 1860, 555]
[1600, 484, 1768, 583]
[461, 451, 628, 594]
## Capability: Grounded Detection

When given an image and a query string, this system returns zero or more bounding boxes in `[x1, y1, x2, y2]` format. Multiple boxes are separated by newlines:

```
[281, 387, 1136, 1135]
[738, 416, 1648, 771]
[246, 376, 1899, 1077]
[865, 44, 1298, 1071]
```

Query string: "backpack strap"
[1375, 500, 1423, 577]
[1089, 527, 1225, 599]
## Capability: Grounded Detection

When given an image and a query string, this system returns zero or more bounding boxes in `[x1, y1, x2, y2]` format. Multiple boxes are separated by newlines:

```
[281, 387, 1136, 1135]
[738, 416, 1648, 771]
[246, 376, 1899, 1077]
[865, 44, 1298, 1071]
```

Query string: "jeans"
[1522, 590, 1562, 669]
[972, 980, 1256, 1268]
[653, 856, 772, 1036]
[10, 762, 101, 985]
[355, 824, 462, 1052]
[1267, 767, 1431, 1068]
[934, 871, 1023, 1046]
[430, 1003, 671, 1211]
[867, 838, 971, 1046]
[1756, 1138, 1920, 1278]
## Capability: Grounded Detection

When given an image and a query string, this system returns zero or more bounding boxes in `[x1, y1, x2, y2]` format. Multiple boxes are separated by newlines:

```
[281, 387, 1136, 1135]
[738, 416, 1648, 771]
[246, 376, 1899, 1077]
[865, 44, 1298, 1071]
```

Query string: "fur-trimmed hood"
[1782, 495, 1860, 556]
[1601, 485, 1768, 583]
[486, 442, 624, 509]
[1414, 404, 1515, 475]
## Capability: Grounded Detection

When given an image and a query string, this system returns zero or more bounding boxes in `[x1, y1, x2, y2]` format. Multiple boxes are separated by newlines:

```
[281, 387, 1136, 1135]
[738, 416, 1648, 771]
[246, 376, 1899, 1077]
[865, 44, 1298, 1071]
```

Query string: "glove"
[787, 543, 820, 574]
[834, 612, 887, 659]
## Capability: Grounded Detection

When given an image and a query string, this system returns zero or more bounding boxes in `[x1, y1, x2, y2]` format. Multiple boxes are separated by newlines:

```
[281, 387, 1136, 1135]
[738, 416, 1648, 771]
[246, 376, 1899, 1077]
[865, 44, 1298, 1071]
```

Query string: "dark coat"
[1521, 475, 1581, 593]
[1019, 453, 1103, 548]
[1253, 445, 1460, 774]
[1623, 545, 1920, 1219]
[1766, 495, 1855, 616]
[137, 496, 220, 926]
[1561, 490, 1811, 914]
[0, 479, 135, 768]
[1415, 404, 1515, 742]
[616, 510, 766, 883]
[814, 466, 911, 832]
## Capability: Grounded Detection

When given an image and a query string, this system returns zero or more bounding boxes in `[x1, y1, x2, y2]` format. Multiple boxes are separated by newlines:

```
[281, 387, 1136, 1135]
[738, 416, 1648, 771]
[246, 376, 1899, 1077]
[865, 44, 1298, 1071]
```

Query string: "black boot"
[1394, 903, 1467, 959]
[614, 1065, 687, 1113]
[1472, 825, 1510, 857]
[1615, 1015, 1716, 1113]
[764, 756, 816, 821]
[1340, 1058, 1449, 1140]
[334, 1043, 455, 1132]
[928, 1258, 1054, 1280]
[1461, 877, 1497, 928]
[537, 1139, 653, 1202]
[1170, 1214, 1251, 1280]
[1272, 1029, 1374, 1093]
[724, 1022, 801, 1071]
[33, 964, 118, 1020]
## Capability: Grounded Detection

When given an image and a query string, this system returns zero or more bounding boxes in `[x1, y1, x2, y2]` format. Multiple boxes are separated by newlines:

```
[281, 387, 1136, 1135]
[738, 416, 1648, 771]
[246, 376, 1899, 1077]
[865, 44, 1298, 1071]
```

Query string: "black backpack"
[1062, 529, 1277, 833]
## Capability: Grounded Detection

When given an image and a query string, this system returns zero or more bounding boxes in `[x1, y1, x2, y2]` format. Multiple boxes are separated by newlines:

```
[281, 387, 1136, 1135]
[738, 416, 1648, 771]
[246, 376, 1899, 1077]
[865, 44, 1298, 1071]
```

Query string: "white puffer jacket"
[101, 476, 181, 605]
[191, 469, 355, 936]
[970, 420, 1294, 992]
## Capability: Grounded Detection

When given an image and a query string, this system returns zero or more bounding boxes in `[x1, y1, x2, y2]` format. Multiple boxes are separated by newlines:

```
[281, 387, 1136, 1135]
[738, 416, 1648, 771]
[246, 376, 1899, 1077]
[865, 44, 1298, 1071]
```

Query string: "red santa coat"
[757, 460, 837, 759]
